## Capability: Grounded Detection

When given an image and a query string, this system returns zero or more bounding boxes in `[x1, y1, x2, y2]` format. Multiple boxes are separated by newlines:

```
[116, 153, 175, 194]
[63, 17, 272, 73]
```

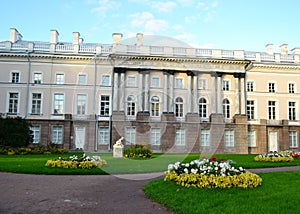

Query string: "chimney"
[136, 33, 143, 46]
[10, 28, 22, 43]
[50, 29, 59, 44]
[280, 44, 288, 55]
[73, 32, 80, 45]
[265, 43, 273, 55]
[112, 33, 123, 44]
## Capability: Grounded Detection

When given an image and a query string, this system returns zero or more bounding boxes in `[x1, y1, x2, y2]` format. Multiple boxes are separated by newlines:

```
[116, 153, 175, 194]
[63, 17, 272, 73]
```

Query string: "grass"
[0, 153, 299, 175]
[144, 171, 300, 214]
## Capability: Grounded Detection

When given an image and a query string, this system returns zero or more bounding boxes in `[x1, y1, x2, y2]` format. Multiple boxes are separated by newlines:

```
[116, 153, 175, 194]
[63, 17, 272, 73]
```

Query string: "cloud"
[90, 0, 121, 17]
[130, 12, 168, 32]
[151, 1, 177, 13]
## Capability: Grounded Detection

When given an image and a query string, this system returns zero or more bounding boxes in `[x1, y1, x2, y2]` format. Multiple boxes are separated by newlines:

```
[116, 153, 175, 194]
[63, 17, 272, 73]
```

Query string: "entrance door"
[75, 126, 86, 149]
[268, 131, 278, 152]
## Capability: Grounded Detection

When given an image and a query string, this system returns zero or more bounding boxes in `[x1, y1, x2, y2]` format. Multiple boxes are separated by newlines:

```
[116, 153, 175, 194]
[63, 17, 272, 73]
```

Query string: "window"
[151, 77, 160, 87]
[248, 131, 256, 147]
[288, 101, 296, 120]
[175, 129, 186, 146]
[225, 130, 234, 147]
[268, 101, 276, 120]
[247, 81, 254, 92]
[102, 75, 110, 86]
[11, 72, 20, 83]
[55, 73, 64, 84]
[127, 95, 136, 116]
[98, 127, 109, 145]
[199, 98, 207, 118]
[199, 79, 207, 90]
[33, 73, 42, 84]
[53, 93, 64, 114]
[222, 80, 230, 91]
[175, 78, 183, 88]
[31, 93, 42, 114]
[223, 99, 230, 119]
[77, 94, 87, 115]
[289, 83, 295, 93]
[78, 74, 87, 85]
[200, 129, 210, 146]
[175, 97, 183, 118]
[8, 92, 19, 114]
[268, 82, 275, 92]
[247, 100, 255, 120]
[127, 76, 136, 87]
[151, 96, 160, 117]
[100, 95, 110, 116]
[150, 128, 161, 145]
[31, 126, 41, 144]
[51, 125, 63, 144]
[289, 131, 298, 148]
[125, 127, 136, 144]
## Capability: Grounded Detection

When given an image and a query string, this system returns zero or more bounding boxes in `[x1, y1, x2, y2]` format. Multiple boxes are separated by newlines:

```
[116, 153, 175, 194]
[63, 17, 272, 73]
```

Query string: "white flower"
[184, 168, 188, 173]
[219, 163, 224, 168]
[168, 164, 174, 171]
[214, 167, 218, 171]
[185, 163, 190, 167]
[191, 168, 198, 174]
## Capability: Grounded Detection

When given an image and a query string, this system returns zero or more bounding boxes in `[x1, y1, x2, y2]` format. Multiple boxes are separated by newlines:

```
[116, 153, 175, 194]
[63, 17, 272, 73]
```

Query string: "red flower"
[209, 155, 217, 162]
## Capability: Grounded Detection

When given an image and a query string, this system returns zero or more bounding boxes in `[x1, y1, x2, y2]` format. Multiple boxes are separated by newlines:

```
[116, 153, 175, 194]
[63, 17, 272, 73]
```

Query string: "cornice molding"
[251, 62, 300, 70]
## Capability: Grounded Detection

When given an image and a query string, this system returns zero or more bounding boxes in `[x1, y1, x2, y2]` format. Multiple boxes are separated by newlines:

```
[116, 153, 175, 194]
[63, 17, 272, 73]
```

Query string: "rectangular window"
[289, 83, 295, 93]
[102, 75, 110, 86]
[222, 80, 230, 91]
[151, 77, 160, 87]
[31, 93, 42, 114]
[125, 127, 136, 144]
[175, 129, 186, 146]
[127, 76, 136, 87]
[31, 126, 41, 144]
[150, 128, 161, 145]
[247, 100, 255, 120]
[289, 131, 298, 148]
[98, 127, 109, 145]
[8, 92, 19, 114]
[78, 74, 87, 85]
[199, 79, 207, 90]
[248, 131, 256, 147]
[11, 72, 20, 83]
[225, 130, 234, 147]
[175, 78, 183, 89]
[55, 73, 64, 84]
[33, 73, 42, 84]
[51, 125, 63, 144]
[53, 93, 64, 114]
[268, 83, 275, 92]
[247, 81, 254, 92]
[268, 101, 276, 120]
[100, 95, 110, 116]
[288, 101, 296, 120]
[200, 129, 210, 146]
[77, 94, 87, 115]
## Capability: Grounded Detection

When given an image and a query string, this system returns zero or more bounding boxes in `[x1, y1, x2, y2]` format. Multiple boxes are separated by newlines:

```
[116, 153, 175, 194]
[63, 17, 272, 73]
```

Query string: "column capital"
[187, 70, 195, 76]
[216, 72, 223, 77]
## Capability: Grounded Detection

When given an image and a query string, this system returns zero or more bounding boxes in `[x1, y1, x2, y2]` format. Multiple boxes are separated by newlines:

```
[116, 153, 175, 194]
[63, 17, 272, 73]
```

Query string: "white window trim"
[200, 129, 210, 147]
[101, 74, 111, 86]
[175, 77, 184, 89]
[10, 70, 20, 83]
[289, 131, 298, 148]
[267, 99, 279, 120]
[246, 80, 255, 92]
[31, 125, 41, 144]
[127, 75, 136, 87]
[222, 79, 231, 91]
[150, 95, 161, 117]
[51, 125, 64, 144]
[224, 129, 235, 147]
[55, 72, 65, 84]
[33, 71, 43, 84]
[52, 92, 65, 115]
[175, 128, 186, 146]
[99, 94, 111, 117]
[76, 94, 88, 115]
[6, 91, 20, 114]
[287, 100, 298, 121]
[98, 126, 110, 145]
[125, 126, 136, 145]
[77, 73, 87, 85]
[247, 99, 257, 120]
[248, 130, 257, 147]
[150, 128, 161, 145]
[30, 91, 43, 115]
[267, 81, 277, 93]
[199, 78, 208, 90]
[287, 81, 297, 93]
[151, 76, 160, 87]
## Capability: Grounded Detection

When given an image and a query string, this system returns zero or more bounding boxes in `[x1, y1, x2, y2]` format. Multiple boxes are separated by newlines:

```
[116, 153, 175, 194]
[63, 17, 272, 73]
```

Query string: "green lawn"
[144, 171, 300, 214]
[0, 153, 299, 175]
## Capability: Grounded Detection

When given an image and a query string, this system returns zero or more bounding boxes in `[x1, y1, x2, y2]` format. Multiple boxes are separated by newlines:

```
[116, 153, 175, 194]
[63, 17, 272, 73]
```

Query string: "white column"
[240, 76, 246, 114]
[234, 74, 240, 115]
[187, 73, 192, 113]
[138, 72, 143, 112]
[217, 73, 222, 114]
[119, 72, 125, 111]
[211, 74, 217, 114]
[113, 72, 119, 111]
[163, 72, 168, 112]
[193, 74, 198, 113]
[169, 72, 174, 112]
[144, 72, 150, 112]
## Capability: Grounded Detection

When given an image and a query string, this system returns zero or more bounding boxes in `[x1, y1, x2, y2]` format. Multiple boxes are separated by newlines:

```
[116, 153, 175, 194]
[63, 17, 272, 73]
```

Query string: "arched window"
[151, 96, 160, 117]
[199, 98, 207, 118]
[223, 99, 230, 119]
[175, 97, 184, 118]
[127, 95, 136, 116]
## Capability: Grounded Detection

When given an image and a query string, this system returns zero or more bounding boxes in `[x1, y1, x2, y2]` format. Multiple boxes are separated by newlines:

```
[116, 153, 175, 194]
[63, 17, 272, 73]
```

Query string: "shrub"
[124, 144, 152, 158]
[254, 153, 294, 162]
[0, 145, 68, 155]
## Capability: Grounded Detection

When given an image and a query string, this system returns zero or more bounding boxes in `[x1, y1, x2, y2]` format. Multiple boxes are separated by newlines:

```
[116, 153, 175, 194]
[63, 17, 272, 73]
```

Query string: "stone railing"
[0, 40, 300, 63]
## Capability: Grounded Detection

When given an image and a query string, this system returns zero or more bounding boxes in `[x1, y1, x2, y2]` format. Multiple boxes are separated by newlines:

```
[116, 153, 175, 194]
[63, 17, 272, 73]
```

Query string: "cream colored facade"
[0, 28, 299, 153]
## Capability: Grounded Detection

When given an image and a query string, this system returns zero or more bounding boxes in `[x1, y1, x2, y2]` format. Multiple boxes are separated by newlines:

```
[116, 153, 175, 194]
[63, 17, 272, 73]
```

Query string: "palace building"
[0, 28, 299, 154]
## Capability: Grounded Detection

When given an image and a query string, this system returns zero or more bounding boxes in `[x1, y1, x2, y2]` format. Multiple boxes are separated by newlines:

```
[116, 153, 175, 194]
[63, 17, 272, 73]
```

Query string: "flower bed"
[45, 154, 107, 169]
[124, 144, 152, 158]
[164, 156, 262, 188]
[254, 153, 294, 162]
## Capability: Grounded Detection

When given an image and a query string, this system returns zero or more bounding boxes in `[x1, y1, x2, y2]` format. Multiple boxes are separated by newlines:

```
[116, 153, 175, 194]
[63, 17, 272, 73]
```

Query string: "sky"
[0, 0, 299, 52]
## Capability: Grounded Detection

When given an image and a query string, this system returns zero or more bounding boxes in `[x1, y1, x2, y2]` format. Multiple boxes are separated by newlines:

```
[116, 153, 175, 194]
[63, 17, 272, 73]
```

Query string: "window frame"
[98, 126, 109, 145]
[99, 95, 110, 116]
[199, 79, 208, 90]
[289, 131, 298, 148]
[268, 100, 276, 120]
[175, 128, 186, 146]
[78, 74, 87, 85]
[125, 126, 136, 145]
[150, 128, 161, 145]
[76, 94, 87, 115]
[248, 130, 257, 147]
[200, 129, 210, 147]
[247, 81, 254, 92]
[31, 92, 42, 115]
[101, 75, 111, 86]
[127, 76, 136, 87]
[55, 73, 65, 84]
[51, 125, 63, 144]
[126, 95, 136, 117]
[222, 80, 230, 91]
[8, 92, 19, 114]
[268, 82, 276, 93]
[247, 100, 255, 120]
[151, 96, 160, 117]
[31, 125, 41, 144]
[53, 93, 65, 115]
[222, 98, 231, 119]
[175, 97, 184, 118]
[175, 77, 184, 89]
[11, 71, 20, 83]
[33, 72, 42, 84]
[224, 129, 234, 147]
[199, 97, 207, 118]
[151, 76, 160, 88]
